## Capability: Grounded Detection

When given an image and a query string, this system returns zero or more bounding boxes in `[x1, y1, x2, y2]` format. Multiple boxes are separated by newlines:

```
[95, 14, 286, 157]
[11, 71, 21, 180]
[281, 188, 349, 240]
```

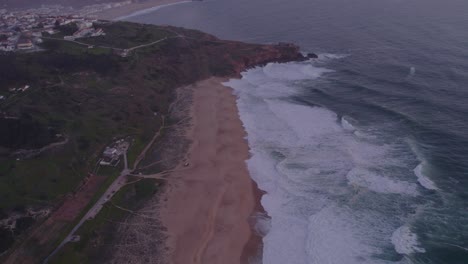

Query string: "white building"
[77, 21, 93, 30]
[17, 39, 33, 50]
[0, 45, 14, 51]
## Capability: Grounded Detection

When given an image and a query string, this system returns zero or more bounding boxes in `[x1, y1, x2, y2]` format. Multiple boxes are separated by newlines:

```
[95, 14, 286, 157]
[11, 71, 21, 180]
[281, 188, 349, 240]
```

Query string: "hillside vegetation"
[0, 21, 303, 259]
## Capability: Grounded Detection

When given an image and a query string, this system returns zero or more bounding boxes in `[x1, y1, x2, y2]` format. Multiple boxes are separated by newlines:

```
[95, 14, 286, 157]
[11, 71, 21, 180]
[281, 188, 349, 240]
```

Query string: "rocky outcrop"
[145, 28, 314, 82]
[230, 43, 305, 76]
[306, 52, 319, 59]
[212, 40, 309, 77]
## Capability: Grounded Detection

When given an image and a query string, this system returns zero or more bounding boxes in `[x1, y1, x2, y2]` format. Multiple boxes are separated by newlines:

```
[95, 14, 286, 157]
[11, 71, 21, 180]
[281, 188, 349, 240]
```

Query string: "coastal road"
[43, 116, 165, 263]
[43, 148, 130, 263]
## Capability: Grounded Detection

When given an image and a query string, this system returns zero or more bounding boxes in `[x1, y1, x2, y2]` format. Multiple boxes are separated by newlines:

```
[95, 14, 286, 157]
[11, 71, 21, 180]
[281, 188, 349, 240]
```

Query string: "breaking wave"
[414, 163, 438, 190]
[391, 226, 426, 254]
[225, 58, 429, 263]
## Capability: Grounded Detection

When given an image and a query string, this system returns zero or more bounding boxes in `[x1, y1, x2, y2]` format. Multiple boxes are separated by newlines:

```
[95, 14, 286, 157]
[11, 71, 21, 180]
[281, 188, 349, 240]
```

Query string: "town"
[0, 9, 106, 52]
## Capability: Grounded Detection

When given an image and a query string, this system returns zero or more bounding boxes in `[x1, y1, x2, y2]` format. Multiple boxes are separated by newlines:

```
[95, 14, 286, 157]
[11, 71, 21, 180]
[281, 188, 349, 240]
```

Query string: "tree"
[0, 227, 14, 254]
[40, 39, 60, 51]
[58, 23, 78, 36]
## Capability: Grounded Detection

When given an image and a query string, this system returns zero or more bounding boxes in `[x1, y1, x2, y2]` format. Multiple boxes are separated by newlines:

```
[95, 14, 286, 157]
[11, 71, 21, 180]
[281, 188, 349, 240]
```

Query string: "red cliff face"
[224, 41, 306, 77]
[151, 25, 310, 80]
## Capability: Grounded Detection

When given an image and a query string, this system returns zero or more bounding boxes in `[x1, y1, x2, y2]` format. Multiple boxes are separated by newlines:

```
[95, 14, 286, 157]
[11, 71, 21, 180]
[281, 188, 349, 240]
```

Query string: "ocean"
[127, 0, 468, 263]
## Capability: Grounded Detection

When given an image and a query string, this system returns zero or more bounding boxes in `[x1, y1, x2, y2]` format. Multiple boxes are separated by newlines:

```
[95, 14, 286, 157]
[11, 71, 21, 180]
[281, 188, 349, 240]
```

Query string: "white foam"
[345, 139, 397, 167]
[414, 163, 438, 190]
[260, 62, 333, 81]
[115, 1, 192, 21]
[353, 130, 378, 140]
[347, 168, 419, 196]
[317, 53, 349, 61]
[225, 60, 417, 264]
[341, 116, 356, 131]
[391, 225, 426, 254]
[267, 101, 342, 140]
[252, 212, 271, 237]
[246, 151, 311, 264]
[307, 206, 392, 264]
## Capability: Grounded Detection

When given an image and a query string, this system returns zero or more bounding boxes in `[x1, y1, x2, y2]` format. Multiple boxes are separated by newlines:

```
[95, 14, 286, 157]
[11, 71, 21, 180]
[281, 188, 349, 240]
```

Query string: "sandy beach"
[160, 77, 260, 264]
[93, 0, 190, 20]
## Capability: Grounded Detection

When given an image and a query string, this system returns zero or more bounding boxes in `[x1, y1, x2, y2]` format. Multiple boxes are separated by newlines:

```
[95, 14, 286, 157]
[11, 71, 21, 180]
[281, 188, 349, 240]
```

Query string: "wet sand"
[160, 77, 261, 264]
[93, 0, 190, 20]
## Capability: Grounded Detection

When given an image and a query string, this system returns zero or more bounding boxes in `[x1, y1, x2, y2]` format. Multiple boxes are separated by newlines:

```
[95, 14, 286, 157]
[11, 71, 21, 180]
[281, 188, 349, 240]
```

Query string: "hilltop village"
[0, 10, 105, 52]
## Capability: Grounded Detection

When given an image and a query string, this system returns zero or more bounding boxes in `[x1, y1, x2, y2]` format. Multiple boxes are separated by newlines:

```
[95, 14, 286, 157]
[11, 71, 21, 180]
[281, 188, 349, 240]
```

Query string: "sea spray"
[225, 59, 423, 263]
[138, 1, 468, 261]
[391, 226, 426, 254]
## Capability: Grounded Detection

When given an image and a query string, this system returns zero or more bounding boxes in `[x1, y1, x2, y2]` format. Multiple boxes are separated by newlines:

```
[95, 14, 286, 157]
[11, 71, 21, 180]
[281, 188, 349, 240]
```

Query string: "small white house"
[17, 39, 33, 50]
[103, 147, 118, 157]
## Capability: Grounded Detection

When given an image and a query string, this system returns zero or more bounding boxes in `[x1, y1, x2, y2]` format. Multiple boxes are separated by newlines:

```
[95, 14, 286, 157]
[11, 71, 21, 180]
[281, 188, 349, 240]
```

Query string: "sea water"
[225, 60, 425, 264]
[130, 0, 468, 263]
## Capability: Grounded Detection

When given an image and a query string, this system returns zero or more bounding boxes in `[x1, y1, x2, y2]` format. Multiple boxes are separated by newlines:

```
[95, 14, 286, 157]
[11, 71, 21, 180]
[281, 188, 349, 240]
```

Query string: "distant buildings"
[99, 139, 129, 166]
[0, 43, 14, 51]
[17, 38, 33, 50]
[77, 21, 93, 30]
[0, 9, 104, 52]
[114, 49, 129, 58]
[65, 26, 104, 40]
[8, 85, 31, 93]
[100, 147, 120, 166]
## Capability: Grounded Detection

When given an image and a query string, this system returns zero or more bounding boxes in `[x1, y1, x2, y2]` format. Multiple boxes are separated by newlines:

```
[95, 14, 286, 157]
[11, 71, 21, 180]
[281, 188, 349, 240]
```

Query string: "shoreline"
[91, 0, 192, 21]
[160, 77, 264, 264]
[241, 180, 267, 263]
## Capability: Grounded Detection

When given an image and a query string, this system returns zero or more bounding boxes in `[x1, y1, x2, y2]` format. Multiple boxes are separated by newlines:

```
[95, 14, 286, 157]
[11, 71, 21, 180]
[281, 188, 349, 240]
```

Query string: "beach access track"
[41, 35, 182, 54]
[43, 116, 167, 263]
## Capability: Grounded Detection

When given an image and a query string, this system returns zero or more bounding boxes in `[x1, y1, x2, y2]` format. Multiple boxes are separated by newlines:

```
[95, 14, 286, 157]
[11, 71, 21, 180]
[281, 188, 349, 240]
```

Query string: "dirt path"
[132, 116, 165, 170]
[42, 116, 165, 263]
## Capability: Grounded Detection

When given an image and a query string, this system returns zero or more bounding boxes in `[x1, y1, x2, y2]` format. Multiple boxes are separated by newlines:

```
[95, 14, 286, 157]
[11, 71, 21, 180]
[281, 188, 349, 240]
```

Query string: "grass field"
[0, 22, 169, 255]
[50, 178, 160, 264]
[78, 22, 176, 49]
[1, 20, 303, 260]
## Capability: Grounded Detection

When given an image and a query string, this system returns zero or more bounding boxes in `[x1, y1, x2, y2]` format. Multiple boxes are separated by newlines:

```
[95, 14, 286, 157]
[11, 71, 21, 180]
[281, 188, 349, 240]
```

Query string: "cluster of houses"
[63, 23, 105, 41]
[0, 8, 105, 52]
[8, 85, 30, 93]
[99, 139, 130, 166]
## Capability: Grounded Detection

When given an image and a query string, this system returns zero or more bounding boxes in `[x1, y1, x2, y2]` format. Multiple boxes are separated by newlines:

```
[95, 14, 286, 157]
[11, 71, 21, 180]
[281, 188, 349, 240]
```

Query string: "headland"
[0, 18, 309, 263]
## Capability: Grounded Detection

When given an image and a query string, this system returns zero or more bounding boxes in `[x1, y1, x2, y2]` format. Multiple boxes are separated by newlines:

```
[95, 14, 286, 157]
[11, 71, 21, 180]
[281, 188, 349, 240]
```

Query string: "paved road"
[43, 116, 165, 263]
[43, 148, 130, 263]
